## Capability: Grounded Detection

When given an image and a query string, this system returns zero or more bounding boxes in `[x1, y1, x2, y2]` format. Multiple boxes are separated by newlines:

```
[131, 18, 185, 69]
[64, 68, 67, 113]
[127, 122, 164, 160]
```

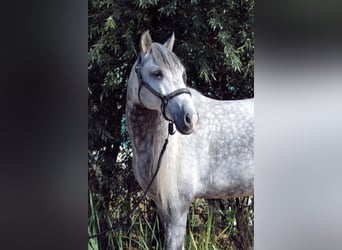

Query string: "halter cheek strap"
[135, 53, 192, 124]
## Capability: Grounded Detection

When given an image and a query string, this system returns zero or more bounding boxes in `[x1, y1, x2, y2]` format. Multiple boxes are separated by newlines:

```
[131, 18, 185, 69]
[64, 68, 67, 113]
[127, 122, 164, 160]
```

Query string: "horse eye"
[152, 70, 163, 79]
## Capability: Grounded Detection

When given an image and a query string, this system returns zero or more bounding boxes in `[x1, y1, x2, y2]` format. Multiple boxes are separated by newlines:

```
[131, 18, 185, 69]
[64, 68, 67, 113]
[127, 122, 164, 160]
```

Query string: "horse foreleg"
[158, 207, 188, 250]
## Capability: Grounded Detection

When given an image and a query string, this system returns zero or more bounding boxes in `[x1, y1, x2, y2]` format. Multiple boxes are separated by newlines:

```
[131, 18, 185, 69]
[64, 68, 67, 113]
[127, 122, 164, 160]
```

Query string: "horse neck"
[126, 98, 182, 213]
[126, 97, 169, 176]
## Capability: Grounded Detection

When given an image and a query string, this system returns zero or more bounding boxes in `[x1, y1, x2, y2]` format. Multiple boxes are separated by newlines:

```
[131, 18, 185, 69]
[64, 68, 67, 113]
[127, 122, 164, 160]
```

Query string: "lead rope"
[88, 122, 175, 240]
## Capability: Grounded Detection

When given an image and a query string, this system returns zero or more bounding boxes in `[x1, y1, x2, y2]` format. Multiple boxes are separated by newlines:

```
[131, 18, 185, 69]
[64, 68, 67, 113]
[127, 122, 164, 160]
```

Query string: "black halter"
[135, 53, 192, 124]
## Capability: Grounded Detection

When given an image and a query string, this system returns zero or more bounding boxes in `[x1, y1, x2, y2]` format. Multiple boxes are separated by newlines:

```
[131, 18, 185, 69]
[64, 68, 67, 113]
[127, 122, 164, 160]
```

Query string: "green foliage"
[88, 195, 253, 249]
[88, 0, 254, 249]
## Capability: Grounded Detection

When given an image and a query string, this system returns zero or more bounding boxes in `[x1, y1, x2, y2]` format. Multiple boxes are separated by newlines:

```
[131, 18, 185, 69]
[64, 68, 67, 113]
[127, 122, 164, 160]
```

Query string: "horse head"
[135, 31, 198, 135]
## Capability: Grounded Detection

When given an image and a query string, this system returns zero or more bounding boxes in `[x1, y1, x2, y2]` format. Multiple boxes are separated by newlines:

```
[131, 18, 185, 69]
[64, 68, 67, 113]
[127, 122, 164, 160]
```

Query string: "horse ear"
[164, 32, 175, 51]
[141, 30, 152, 54]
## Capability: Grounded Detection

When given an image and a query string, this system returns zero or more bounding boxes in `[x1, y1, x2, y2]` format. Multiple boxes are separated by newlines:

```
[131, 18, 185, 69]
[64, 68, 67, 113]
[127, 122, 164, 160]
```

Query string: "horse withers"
[126, 31, 254, 250]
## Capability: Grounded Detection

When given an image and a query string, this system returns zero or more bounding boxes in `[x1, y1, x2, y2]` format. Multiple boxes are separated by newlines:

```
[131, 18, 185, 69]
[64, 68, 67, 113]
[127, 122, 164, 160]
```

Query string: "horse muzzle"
[174, 110, 199, 135]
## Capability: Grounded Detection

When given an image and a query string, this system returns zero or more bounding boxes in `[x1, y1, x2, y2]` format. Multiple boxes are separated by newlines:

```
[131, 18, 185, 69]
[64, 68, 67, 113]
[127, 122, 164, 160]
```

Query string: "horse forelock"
[150, 43, 184, 73]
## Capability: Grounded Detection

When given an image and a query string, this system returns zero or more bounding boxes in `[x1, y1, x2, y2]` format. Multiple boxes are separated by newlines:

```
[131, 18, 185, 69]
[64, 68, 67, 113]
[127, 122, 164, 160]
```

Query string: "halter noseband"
[135, 52, 192, 124]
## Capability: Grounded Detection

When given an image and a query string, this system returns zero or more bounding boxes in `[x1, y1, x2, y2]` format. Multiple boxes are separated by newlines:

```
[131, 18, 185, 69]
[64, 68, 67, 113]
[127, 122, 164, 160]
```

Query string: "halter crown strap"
[135, 53, 192, 123]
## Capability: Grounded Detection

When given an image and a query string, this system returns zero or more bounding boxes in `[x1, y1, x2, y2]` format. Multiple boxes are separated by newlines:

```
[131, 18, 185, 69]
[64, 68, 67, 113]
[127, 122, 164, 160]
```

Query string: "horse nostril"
[184, 112, 198, 130]
[185, 113, 191, 125]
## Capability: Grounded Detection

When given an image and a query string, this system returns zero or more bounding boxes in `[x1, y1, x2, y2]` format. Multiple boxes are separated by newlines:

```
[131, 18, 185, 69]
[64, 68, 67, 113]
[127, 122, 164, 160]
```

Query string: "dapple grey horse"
[126, 31, 254, 250]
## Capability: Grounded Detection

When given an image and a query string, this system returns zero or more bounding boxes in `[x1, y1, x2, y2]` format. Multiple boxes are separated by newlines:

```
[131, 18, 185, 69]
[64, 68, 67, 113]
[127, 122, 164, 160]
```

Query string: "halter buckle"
[168, 122, 176, 135]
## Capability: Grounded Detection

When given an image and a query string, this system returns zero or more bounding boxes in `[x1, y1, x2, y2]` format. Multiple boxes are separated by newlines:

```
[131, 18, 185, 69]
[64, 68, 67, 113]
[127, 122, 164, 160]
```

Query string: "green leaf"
[104, 16, 116, 31]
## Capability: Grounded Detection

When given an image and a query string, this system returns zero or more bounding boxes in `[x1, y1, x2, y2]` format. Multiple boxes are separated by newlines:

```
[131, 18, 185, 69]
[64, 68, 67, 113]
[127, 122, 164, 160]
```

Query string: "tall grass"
[89, 189, 253, 250]
[88, 188, 164, 249]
